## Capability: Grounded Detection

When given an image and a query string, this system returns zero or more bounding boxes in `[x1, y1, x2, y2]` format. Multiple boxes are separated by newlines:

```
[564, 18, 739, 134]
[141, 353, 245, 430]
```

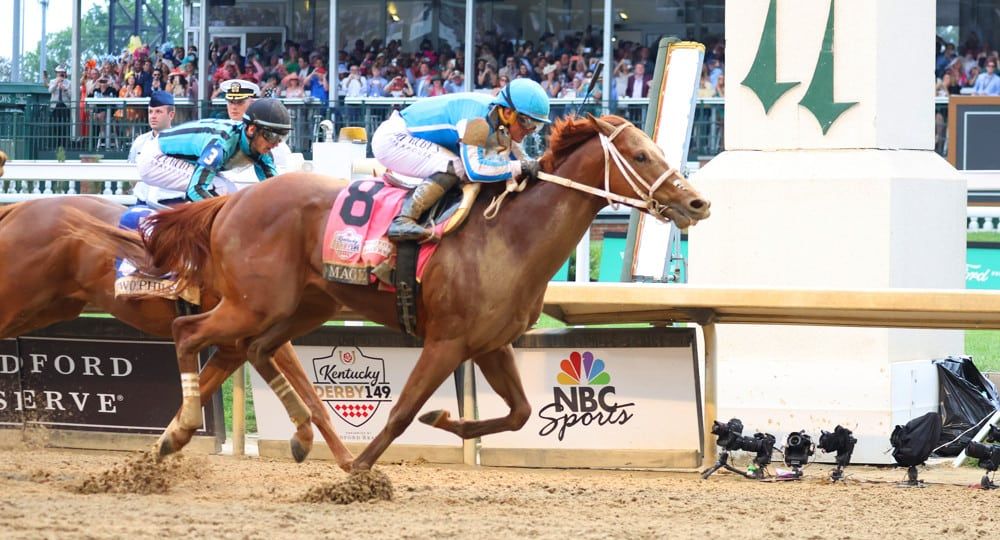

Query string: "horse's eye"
[635, 152, 647, 163]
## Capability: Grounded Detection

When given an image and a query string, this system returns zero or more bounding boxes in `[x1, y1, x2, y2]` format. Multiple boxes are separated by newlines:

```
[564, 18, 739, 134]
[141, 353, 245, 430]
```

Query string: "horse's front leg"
[418, 343, 531, 438]
[352, 337, 467, 471]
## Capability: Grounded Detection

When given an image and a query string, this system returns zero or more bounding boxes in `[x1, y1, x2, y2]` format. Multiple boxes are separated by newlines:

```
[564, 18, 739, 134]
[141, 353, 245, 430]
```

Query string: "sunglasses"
[258, 128, 289, 144]
[516, 114, 542, 132]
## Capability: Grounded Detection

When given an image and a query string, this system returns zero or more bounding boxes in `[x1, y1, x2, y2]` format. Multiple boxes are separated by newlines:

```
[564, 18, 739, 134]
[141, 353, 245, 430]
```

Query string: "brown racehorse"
[0, 196, 354, 469]
[71, 115, 711, 470]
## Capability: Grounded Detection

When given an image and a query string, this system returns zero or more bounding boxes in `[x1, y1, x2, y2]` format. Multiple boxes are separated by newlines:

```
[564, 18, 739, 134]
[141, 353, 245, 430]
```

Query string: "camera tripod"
[701, 450, 749, 480]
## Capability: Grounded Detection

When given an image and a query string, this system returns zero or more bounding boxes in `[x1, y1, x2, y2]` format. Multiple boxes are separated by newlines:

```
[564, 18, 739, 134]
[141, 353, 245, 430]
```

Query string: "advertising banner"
[479, 328, 701, 468]
[1, 336, 216, 435]
[1, 319, 222, 451]
[251, 328, 462, 461]
[967, 242, 1000, 290]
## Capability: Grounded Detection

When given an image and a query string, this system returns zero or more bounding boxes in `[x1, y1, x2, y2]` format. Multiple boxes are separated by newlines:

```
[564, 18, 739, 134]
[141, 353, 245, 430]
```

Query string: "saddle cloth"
[322, 177, 443, 288]
[114, 206, 200, 304]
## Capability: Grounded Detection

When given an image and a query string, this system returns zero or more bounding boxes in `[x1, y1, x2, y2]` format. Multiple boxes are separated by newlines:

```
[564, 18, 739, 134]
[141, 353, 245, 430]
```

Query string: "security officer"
[130, 91, 179, 206]
[220, 78, 293, 173]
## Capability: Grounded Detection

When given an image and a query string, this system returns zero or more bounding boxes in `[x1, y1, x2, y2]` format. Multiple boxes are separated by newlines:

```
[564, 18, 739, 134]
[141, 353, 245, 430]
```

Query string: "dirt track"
[1, 443, 997, 539]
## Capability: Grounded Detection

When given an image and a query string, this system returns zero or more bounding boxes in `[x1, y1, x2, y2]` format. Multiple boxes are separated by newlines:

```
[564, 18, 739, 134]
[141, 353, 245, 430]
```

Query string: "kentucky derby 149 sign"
[250, 327, 462, 463]
[478, 328, 701, 469]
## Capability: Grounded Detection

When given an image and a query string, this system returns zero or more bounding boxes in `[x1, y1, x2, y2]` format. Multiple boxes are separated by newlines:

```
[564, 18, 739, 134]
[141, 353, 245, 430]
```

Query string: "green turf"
[222, 372, 257, 434]
[968, 231, 1000, 243]
[966, 331, 1000, 373]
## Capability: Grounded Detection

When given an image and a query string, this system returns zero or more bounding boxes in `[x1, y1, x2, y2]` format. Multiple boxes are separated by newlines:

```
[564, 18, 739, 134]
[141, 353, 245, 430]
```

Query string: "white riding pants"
[371, 111, 465, 180]
[135, 137, 240, 199]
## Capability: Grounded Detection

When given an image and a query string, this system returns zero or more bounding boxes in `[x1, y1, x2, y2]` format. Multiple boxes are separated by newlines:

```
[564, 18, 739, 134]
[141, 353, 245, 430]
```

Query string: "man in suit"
[626, 63, 652, 98]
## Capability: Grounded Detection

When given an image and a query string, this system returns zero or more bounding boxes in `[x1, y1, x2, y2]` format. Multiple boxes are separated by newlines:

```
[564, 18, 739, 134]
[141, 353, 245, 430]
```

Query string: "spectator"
[427, 76, 447, 97]
[303, 56, 330, 102]
[384, 75, 414, 97]
[494, 75, 510, 96]
[414, 61, 434, 97]
[444, 70, 464, 94]
[282, 73, 305, 97]
[138, 59, 154, 96]
[47, 64, 72, 143]
[541, 64, 561, 98]
[367, 66, 389, 97]
[973, 59, 1000, 96]
[626, 63, 651, 98]
[260, 73, 281, 98]
[340, 65, 368, 97]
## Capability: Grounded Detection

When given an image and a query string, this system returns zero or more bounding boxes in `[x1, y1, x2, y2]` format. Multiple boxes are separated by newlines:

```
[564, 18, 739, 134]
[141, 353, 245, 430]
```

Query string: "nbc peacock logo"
[537, 351, 635, 441]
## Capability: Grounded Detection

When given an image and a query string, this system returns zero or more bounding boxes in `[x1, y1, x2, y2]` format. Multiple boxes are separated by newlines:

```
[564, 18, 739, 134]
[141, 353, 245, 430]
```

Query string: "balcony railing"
[0, 96, 950, 163]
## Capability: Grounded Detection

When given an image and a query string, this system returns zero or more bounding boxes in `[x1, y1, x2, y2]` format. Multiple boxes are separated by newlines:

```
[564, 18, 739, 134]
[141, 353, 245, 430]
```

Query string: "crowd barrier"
[0, 96, 951, 163]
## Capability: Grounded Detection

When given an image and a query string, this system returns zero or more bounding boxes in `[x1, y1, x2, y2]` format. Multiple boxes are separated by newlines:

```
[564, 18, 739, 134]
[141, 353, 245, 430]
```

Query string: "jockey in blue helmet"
[371, 78, 552, 241]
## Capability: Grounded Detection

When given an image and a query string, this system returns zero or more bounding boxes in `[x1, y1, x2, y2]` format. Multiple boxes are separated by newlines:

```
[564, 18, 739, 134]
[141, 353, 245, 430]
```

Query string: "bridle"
[484, 121, 687, 222]
[537, 122, 686, 222]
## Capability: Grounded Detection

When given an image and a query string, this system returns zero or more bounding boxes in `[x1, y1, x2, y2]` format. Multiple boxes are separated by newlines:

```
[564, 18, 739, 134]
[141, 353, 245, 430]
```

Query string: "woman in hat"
[281, 73, 305, 98]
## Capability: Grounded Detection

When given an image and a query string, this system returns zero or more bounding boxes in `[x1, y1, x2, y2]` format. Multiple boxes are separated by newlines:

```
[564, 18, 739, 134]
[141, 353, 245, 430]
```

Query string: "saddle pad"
[322, 176, 440, 286]
[114, 206, 199, 304]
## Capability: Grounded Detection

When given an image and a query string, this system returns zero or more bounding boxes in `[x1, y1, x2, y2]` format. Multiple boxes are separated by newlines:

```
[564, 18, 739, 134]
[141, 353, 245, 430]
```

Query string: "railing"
[968, 207, 1000, 232]
[0, 96, 950, 164]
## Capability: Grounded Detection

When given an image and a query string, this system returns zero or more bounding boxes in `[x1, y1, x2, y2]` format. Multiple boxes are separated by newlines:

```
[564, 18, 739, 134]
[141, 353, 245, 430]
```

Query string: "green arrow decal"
[741, 0, 800, 114]
[798, 0, 857, 134]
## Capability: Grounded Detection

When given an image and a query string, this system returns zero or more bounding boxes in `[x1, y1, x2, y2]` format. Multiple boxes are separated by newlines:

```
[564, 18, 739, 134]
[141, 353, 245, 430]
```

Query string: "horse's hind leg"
[418, 344, 531, 438]
[353, 338, 468, 471]
[273, 342, 355, 471]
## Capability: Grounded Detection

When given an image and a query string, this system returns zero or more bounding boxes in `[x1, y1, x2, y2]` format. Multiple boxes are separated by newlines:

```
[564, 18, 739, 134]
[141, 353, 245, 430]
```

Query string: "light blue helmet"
[491, 78, 552, 124]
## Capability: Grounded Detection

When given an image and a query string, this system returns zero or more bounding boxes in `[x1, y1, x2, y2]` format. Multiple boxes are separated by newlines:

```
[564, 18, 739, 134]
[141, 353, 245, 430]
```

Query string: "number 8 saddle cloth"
[322, 175, 477, 289]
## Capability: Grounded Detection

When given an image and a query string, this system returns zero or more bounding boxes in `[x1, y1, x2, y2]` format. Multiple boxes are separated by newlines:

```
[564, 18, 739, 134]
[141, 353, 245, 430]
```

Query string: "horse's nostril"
[689, 198, 708, 210]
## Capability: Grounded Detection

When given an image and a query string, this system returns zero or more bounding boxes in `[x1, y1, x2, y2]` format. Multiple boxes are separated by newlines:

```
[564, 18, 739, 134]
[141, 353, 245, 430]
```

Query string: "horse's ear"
[586, 114, 617, 137]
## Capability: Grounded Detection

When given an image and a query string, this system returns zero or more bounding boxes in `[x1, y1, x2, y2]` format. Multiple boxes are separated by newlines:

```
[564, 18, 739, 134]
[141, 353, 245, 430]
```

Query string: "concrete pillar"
[689, 0, 966, 464]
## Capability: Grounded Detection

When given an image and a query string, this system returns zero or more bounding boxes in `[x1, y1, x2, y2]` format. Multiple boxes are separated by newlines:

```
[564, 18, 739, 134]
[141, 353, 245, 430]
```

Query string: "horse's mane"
[539, 114, 631, 172]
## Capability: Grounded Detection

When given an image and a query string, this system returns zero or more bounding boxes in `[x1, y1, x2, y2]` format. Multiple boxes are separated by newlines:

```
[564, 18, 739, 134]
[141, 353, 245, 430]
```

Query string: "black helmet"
[243, 98, 292, 133]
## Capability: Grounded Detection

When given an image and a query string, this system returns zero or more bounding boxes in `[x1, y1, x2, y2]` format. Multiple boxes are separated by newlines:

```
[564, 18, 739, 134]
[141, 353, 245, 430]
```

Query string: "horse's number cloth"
[322, 177, 441, 286]
[114, 205, 198, 303]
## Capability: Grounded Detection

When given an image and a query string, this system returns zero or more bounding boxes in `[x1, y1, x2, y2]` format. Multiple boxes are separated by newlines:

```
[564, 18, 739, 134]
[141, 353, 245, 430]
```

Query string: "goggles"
[516, 114, 543, 133]
[258, 127, 289, 144]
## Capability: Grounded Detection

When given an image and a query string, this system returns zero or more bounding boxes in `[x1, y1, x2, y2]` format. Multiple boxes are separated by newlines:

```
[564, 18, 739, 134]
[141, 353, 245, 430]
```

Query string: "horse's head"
[586, 115, 710, 227]
[541, 115, 710, 228]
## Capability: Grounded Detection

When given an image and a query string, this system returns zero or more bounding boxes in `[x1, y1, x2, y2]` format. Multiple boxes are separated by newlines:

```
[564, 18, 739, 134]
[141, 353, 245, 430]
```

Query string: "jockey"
[371, 78, 551, 241]
[135, 98, 292, 203]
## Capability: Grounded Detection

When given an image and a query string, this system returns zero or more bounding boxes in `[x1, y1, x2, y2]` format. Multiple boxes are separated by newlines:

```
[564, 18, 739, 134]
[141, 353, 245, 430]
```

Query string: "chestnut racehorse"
[0, 196, 353, 469]
[72, 115, 710, 470]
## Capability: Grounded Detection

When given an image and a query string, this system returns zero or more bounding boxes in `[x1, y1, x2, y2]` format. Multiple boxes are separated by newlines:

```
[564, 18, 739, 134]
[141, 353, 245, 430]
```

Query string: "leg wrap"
[178, 372, 202, 429]
[269, 375, 311, 427]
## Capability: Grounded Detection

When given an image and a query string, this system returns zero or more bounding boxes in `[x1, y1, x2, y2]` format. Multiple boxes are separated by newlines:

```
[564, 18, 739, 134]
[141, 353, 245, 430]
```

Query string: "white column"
[71, 0, 81, 137]
[12, 0, 22, 82]
[689, 0, 966, 464]
[198, 0, 208, 117]
[329, 0, 339, 108]
[464, 0, 474, 92]
[602, 0, 612, 114]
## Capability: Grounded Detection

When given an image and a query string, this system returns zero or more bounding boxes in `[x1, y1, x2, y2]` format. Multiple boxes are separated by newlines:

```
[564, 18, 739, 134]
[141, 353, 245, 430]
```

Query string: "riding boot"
[388, 171, 460, 241]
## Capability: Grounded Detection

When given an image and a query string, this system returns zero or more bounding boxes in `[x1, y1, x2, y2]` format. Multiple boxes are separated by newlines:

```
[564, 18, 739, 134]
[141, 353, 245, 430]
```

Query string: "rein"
[485, 122, 686, 222]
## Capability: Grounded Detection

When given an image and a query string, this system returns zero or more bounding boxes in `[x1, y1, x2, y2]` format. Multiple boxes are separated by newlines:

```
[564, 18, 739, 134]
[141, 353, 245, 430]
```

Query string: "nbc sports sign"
[478, 328, 701, 469]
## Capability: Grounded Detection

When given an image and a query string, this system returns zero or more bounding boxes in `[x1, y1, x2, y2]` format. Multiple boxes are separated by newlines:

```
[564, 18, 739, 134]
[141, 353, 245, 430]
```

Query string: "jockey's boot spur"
[388, 171, 459, 242]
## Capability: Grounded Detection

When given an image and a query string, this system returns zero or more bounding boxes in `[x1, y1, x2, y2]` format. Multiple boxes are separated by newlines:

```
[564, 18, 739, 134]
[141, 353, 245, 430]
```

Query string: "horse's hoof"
[337, 459, 354, 473]
[290, 437, 311, 463]
[418, 410, 450, 427]
[156, 435, 176, 460]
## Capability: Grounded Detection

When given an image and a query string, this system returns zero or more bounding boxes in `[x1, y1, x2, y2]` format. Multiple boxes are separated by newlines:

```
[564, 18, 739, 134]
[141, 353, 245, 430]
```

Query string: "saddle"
[114, 206, 201, 306]
[322, 175, 480, 335]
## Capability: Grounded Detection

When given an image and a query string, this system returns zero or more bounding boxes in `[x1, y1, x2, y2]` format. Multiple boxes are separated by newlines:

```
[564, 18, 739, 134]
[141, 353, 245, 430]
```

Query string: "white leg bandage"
[269, 375, 310, 427]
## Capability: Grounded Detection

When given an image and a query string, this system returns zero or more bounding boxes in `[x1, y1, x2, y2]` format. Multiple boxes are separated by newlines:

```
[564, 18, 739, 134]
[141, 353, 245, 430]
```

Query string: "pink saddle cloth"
[322, 176, 443, 287]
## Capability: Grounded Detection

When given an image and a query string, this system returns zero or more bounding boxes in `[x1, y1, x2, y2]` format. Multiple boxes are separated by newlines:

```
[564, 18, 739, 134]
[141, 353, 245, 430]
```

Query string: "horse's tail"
[141, 197, 228, 291]
[63, 206, 153, 269]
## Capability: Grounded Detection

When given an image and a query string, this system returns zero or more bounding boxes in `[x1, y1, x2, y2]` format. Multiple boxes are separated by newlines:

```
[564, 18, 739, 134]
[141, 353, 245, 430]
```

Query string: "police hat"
[222, 79, 260, 101]
[149, 90, 175, 108]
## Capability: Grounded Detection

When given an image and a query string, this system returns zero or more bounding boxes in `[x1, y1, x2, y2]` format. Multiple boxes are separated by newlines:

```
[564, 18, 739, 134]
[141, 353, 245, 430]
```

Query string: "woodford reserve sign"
[1, 319, 221, 439]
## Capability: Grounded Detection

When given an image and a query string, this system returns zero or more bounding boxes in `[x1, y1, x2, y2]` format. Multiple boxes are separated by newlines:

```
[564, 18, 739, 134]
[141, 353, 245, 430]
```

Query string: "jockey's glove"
[518, 159, 541, 181]
[185, 188, 219, 203]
